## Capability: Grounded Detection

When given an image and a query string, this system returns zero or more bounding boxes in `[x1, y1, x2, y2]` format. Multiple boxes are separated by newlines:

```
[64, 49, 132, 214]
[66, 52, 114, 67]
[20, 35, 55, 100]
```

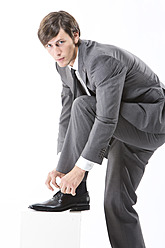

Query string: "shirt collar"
[68, 50, 79, 71]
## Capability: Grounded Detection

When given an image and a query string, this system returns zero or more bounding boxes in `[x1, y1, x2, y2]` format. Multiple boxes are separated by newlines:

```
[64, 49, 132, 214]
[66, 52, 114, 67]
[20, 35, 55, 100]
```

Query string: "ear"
[73, 31, 79, 45]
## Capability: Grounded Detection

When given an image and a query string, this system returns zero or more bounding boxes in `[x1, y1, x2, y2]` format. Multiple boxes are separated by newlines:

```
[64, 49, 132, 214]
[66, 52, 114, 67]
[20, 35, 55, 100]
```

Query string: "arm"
[57, 83, 73, 153]
[81, 55, 127, 164]
[45, 65, 73, 192]
[56, 62, 73, 154]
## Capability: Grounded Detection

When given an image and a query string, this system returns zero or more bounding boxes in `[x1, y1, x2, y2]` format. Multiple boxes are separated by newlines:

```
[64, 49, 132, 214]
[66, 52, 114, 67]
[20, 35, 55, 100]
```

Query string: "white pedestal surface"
[20, 210, 81, 248]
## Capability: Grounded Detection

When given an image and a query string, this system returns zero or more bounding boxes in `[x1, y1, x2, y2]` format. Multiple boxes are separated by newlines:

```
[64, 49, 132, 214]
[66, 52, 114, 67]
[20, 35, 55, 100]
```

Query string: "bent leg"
[56, 95, 96, 174]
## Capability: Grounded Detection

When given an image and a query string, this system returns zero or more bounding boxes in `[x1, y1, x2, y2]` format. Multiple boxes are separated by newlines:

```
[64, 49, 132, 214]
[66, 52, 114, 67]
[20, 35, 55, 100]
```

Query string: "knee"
[104, 191, 137, 223]
[71, 96, 86, 115]
[104, 194, 118, 215]
[104, 195, 122, 223]
[72, 96, 96, 113]
[73, 95, 87, 107]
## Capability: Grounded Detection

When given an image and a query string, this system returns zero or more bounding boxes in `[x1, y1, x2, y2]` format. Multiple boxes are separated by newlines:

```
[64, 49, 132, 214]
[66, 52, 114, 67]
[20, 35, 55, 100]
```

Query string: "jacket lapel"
[77, 40, 96, 95]
[78, 40, 87, 86]
[65, 66, 74, 94]
[57, 64, 75, 94]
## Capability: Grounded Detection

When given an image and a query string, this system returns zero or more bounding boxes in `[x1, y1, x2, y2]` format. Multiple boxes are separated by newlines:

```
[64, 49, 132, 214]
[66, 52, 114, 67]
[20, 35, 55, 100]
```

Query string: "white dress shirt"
[58, 52, 99, 171]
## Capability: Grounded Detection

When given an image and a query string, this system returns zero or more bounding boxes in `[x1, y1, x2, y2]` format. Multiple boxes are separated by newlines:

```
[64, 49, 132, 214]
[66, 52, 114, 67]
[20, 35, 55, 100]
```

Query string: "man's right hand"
[45, 169, 65, 191]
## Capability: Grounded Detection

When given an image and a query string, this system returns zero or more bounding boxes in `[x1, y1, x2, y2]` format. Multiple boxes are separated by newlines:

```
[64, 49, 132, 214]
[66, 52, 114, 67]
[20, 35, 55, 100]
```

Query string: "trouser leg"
[104, 116, 165, 248]
[104, 140, 154, 248]
[56, 95, 96, 175]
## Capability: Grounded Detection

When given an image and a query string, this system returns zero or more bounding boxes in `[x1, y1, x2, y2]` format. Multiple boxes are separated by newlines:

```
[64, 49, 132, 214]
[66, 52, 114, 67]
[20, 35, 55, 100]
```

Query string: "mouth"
[56, 57, 65, 62]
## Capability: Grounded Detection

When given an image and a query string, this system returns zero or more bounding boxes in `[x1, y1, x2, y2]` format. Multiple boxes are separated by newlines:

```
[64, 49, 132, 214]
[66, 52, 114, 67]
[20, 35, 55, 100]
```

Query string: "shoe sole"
[70, 205, 90, 212]
[29, 204, 90, 212]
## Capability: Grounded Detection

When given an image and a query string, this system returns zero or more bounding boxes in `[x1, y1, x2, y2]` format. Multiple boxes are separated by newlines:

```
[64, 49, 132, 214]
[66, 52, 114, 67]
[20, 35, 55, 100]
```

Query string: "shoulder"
[79, 40, 125, 70]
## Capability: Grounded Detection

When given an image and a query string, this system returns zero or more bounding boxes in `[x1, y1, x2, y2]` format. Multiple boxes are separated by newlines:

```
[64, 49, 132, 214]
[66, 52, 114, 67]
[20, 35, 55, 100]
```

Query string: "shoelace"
[53, 191, 63, 200]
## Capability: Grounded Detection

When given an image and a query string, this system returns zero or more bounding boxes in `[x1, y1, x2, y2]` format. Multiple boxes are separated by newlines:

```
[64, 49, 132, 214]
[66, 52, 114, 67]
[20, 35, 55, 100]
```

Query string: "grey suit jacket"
[56, 39, 165, 164]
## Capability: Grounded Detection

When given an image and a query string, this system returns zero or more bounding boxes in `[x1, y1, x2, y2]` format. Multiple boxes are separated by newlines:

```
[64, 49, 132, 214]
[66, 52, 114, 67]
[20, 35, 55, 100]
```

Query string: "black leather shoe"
[28, 191, 90, 212]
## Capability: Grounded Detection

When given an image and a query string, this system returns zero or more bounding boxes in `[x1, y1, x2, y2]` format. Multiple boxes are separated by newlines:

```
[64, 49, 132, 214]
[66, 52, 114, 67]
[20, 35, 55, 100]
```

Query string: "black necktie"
[71, 68, 87, 99]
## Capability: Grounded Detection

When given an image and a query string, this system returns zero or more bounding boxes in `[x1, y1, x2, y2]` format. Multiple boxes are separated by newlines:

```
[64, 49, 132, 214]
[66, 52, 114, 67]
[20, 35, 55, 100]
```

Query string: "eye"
[46, 44, 52, 48]
[57, 40, 65, 46]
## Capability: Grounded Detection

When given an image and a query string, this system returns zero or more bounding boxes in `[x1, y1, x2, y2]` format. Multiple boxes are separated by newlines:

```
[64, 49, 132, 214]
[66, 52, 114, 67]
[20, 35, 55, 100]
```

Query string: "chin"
[57, 62, 68, 68]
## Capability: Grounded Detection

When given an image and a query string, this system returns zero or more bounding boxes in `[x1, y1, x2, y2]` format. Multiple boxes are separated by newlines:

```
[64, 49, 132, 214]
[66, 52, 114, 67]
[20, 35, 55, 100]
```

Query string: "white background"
[0, 0, 165, 247]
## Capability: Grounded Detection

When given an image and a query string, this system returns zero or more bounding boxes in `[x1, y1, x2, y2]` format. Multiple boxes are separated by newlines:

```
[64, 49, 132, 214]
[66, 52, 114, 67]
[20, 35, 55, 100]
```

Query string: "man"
[29, 11, 165, 247]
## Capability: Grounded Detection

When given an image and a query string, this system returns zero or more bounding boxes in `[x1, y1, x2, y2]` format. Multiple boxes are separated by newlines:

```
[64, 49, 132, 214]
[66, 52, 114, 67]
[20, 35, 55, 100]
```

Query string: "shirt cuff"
[57, 152, 61, 158]
[57, 153, 96, 171]
[76, 156, 95, 171]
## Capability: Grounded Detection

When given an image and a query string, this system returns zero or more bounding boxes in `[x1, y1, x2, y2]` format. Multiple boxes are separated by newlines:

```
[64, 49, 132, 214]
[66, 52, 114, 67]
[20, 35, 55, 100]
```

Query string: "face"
[45, 28, 79, 67]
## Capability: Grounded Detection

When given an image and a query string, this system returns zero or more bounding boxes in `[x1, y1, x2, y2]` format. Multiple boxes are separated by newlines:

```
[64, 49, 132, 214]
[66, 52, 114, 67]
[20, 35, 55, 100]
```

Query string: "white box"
[20, 210, 81, 248]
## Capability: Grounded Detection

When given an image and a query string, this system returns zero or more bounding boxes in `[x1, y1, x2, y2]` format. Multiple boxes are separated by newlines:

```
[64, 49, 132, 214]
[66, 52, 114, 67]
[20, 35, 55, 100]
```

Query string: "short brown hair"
[38, 11, 81, 46]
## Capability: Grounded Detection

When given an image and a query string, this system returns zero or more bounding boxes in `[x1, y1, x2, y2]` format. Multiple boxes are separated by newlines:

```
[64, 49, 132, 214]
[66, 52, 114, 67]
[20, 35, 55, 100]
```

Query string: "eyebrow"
[48, 38, 64, 45]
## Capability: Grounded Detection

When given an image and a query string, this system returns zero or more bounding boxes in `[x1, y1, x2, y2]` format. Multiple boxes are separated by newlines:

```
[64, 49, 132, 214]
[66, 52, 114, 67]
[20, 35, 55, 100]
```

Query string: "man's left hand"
[59, 166, 85, 196]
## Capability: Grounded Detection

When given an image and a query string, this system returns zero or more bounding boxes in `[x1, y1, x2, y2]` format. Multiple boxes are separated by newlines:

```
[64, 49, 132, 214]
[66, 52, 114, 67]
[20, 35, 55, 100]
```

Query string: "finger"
[45, 174, 56, 191]
[59, 182, 61, 189]
[71, 188, 76, 196]
[45, 178, 54, 191]
[48, 185, 54, 191]
[66, 187, 72, 194]
[61, 186, 67, 194]
[51, 177, 60, 189]
[45, 176, 50, 187]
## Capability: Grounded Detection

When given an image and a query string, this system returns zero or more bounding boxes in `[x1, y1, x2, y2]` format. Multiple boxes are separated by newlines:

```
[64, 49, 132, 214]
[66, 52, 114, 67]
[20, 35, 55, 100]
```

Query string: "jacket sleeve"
[57, 83, 73, 153]
[81, 55, 127, 164]
[56, 64, 73, 154]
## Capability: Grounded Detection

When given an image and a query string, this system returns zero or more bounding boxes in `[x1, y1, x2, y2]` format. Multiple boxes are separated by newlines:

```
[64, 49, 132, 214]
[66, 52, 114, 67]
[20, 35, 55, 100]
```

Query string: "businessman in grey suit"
[29, 11, 165, 248]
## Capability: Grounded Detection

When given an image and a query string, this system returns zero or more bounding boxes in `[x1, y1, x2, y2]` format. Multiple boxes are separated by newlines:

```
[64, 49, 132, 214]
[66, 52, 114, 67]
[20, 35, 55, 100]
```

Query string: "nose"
[53, 46, 61, 57]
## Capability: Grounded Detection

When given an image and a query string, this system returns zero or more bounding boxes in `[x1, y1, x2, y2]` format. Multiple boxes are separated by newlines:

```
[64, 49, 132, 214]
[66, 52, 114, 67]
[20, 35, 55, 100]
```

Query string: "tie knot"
[71, 68, 76, 76]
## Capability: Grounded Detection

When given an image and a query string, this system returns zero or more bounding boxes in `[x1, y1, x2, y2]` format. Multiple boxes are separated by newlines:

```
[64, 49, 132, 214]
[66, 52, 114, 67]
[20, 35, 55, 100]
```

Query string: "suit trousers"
[56, 95, 165, 248]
